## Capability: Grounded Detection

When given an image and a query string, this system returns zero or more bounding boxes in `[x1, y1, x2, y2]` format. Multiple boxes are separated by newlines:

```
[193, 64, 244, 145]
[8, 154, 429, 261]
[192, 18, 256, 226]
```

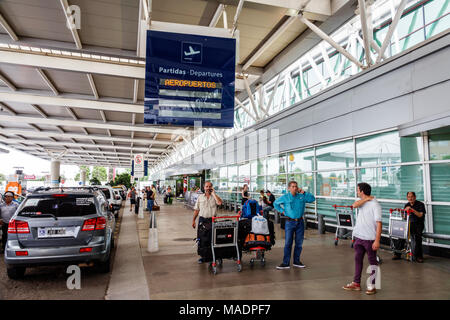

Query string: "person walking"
[343, 182, 381, 295]
[127, 187, 136, 212]
[145, 186, 154, 216]
[274, 181, 315, 269]
[0, 191, 19, 253]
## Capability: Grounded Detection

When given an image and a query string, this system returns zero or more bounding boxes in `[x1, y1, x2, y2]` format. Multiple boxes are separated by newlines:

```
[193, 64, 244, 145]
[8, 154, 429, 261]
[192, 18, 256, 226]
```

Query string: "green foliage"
[0, 173, 5, 181]
[109, 172, 132, 189]
[75, 165, 91, 182]
[89, 177, 101, 185]
[91, 166, 107, 182]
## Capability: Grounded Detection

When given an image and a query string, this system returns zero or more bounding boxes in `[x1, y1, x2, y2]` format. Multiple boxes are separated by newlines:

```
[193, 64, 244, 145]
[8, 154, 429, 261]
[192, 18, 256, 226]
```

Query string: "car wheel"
[110, 235, 115, 250]
[96, 239, 113, 273]
[7, 266, 26, 279]
[97, 252, 111, 273]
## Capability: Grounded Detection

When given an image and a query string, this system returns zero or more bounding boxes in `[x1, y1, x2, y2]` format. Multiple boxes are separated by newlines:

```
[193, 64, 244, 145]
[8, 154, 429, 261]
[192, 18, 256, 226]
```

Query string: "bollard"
[138, 198, 144, 219]
[147, 211, 159, 253]
[318, 214, 326, 234]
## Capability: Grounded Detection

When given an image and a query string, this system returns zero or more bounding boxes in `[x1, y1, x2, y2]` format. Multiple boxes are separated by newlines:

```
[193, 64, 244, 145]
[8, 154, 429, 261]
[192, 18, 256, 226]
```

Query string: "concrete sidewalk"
[135, 196, 450, 300]
[105, 201, 150, 300]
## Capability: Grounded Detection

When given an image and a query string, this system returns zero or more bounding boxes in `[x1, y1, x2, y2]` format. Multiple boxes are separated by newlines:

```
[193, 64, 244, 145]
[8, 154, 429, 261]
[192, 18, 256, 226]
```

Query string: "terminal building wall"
[182, 31, 450, 248]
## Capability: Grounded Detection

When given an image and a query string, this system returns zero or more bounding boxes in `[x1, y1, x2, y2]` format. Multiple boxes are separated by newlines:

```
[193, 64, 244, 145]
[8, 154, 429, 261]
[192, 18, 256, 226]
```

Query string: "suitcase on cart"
[197, 219, 242, 263]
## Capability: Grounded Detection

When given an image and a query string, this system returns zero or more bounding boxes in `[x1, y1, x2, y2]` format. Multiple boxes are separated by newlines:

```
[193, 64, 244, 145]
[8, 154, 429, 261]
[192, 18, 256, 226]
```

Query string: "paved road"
[0, 205, 123, 300]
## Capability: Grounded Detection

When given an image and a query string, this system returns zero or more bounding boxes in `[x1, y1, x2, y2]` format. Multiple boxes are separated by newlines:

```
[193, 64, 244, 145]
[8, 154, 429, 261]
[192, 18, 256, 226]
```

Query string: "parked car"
[112, 189, 123, 205]
[112, 186, 126, 200]
[4, 187, 115, 279]
[92, 185, 121, 218]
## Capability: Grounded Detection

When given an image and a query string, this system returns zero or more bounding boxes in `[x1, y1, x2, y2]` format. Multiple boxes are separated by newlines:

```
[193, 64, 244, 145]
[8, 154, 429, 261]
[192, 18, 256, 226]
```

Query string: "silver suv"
[92, 185, 121, 218]
[4, 187, 115, 279]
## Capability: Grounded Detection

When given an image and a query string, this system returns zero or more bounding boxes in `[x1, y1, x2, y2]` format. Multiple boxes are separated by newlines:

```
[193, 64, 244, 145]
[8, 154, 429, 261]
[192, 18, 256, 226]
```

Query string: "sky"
[0, 145, 126, 180]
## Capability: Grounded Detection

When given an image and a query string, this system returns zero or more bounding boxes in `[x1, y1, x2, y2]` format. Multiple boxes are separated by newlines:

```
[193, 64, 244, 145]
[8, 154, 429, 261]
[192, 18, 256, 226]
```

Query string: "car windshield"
[18, 195, 96, 218]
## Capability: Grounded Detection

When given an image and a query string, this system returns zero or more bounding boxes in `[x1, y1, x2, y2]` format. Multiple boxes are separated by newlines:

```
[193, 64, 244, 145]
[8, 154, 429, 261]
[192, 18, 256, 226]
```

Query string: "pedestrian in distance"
[127, 187, 136, 212]
[241, 184, 250, 206]
[0, 191, 19, 253]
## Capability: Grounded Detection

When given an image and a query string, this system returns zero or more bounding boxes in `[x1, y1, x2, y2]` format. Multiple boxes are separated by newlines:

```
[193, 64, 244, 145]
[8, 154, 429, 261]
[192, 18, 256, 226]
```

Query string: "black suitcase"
[198, 219, 242, 262]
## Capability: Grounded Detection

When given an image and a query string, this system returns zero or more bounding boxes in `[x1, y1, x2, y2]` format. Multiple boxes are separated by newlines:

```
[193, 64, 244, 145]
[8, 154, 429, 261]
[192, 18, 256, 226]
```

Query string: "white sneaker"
[293, 262, 306, 268]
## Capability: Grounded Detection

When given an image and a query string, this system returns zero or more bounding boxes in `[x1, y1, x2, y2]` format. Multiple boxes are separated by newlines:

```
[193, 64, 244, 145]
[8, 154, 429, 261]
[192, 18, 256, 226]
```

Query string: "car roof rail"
[31, 186, 98, 193]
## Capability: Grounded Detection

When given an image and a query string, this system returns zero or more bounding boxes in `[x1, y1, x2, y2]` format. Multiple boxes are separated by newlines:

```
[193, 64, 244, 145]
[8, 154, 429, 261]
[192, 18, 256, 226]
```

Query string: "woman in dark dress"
[241, 184, 250, 206]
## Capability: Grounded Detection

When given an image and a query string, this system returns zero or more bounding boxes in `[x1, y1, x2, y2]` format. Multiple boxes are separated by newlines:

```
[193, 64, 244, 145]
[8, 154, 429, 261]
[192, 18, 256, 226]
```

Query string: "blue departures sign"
[144, 30, 236, 128]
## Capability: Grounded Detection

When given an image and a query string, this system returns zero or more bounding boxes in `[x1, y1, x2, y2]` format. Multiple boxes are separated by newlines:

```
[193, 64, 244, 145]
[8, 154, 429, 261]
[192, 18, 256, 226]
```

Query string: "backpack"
[241, 199, 261, 219]
[243, 233, 272, 250]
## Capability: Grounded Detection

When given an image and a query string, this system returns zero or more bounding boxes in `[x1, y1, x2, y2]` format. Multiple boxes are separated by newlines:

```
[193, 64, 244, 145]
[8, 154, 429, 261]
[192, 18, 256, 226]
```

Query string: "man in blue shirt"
[274, 181, 315, 269]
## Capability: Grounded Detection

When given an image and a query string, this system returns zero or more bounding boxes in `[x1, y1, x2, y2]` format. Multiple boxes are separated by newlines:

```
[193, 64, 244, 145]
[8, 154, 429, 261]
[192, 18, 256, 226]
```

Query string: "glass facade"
[155, 0, 449, 172]
[207, 129, 450, 247]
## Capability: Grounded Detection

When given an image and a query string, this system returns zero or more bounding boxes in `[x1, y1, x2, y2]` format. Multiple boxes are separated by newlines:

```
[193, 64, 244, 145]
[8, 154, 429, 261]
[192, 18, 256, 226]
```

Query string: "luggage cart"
[389, 208, 412, 261]
[248, 247, 266, 267]
[211, 215, 242, 275]
[332, 205, 355, 247]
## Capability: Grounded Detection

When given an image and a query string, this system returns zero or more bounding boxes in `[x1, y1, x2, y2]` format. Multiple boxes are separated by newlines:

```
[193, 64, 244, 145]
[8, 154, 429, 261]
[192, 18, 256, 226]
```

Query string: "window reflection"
[316, 170, 355, 197]
[316, 140, 354, 170]
[288, 148, 314, 172]
[357, 165, 424, 200]
[356, 131, 422, 166]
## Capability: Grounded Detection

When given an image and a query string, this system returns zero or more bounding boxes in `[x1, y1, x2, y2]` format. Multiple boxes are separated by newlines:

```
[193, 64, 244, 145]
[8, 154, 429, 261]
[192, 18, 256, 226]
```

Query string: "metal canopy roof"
[0, 0, 354, 169]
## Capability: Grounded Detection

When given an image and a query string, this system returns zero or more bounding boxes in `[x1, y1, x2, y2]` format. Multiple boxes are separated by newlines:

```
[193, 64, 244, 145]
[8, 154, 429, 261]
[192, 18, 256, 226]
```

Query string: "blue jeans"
[147, 199, 154, 212]
[283, 219, 305, 265]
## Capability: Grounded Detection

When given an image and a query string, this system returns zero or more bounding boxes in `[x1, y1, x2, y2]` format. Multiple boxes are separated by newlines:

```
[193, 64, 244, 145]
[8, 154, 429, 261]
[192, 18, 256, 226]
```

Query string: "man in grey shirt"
[1, 191, 19, 253]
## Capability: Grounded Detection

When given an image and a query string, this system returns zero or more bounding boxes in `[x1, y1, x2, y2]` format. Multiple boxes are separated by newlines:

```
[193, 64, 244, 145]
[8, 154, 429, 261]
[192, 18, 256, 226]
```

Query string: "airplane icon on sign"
[184, 46, 200, 56]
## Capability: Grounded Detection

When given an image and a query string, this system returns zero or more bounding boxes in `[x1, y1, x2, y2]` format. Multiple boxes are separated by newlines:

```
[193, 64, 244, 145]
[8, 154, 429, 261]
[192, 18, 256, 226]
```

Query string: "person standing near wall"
[241, 184, 250, 206]
[263, 190, 276, 220]
[274, 181, 315, 269]
[392, 192, 426, 263]
[343, 182, 381, 295]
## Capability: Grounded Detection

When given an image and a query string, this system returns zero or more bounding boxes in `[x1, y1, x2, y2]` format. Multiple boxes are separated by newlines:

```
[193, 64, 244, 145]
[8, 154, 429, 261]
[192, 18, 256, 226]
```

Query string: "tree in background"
[109, 172, 132, 189]
[91, 166, 107, 182]
[0, 173, 5, 182]
[89, 177, 101, 185]
[75, 165, 91, 182]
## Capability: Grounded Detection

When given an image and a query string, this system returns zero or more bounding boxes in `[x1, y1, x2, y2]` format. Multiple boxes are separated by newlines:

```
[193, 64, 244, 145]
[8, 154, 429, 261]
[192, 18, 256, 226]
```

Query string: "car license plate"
[38, 227, 77, 238]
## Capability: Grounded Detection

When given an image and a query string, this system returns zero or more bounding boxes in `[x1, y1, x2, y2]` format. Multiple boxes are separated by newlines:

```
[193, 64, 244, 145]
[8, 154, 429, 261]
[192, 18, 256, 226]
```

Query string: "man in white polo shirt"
[192, 181, 222, 264]
[343, 182, 382, 295]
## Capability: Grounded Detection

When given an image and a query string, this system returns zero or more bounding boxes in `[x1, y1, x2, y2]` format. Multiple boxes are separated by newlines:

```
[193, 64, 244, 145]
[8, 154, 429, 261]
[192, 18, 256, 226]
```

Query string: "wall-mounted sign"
[24, 175, 36, 180]
[144, 30, 236, 128]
